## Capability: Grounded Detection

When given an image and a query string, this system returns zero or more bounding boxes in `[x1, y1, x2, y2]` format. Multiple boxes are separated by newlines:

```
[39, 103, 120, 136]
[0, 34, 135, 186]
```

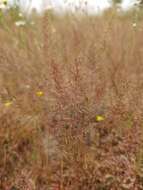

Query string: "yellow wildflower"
[36, 91, 44, 97]
[4, 101, 13, 107]
[95, 115, 105, 122]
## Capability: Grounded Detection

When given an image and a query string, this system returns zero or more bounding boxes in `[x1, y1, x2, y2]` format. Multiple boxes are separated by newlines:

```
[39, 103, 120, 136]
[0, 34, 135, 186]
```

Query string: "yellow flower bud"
[4, 101, 13, 107]
[36, 91, 44, 97]
[95, 115, 105, 122]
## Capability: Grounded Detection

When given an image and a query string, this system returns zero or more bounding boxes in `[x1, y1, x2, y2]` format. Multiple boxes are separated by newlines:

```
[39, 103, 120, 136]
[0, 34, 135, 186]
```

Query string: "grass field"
[0, 7, 143, 189]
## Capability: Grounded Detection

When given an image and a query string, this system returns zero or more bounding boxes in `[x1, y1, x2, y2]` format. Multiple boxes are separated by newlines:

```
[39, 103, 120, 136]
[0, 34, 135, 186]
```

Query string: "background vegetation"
[1, 2, 143, 189]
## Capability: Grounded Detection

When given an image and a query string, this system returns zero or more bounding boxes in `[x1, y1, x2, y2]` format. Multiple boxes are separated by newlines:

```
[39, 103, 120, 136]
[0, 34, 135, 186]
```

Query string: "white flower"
[15, 20, 26, 27]
[0, 3, 6, 10]
[0, 0, 9, 10]
[18, 12, 23, 17]
[132, 23, 137, 28]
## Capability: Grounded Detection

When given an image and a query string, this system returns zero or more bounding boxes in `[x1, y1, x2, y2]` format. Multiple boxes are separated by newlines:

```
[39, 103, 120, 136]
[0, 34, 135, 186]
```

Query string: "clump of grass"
[0, 7, 143, 189]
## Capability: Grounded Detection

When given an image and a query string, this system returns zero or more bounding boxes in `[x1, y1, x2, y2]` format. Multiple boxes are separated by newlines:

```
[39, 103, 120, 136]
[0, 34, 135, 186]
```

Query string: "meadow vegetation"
[1, 5, 143, 189]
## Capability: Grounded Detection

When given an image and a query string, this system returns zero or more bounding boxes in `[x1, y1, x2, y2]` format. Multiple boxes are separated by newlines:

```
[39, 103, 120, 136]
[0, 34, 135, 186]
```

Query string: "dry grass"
[0, 9, 143, 189]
